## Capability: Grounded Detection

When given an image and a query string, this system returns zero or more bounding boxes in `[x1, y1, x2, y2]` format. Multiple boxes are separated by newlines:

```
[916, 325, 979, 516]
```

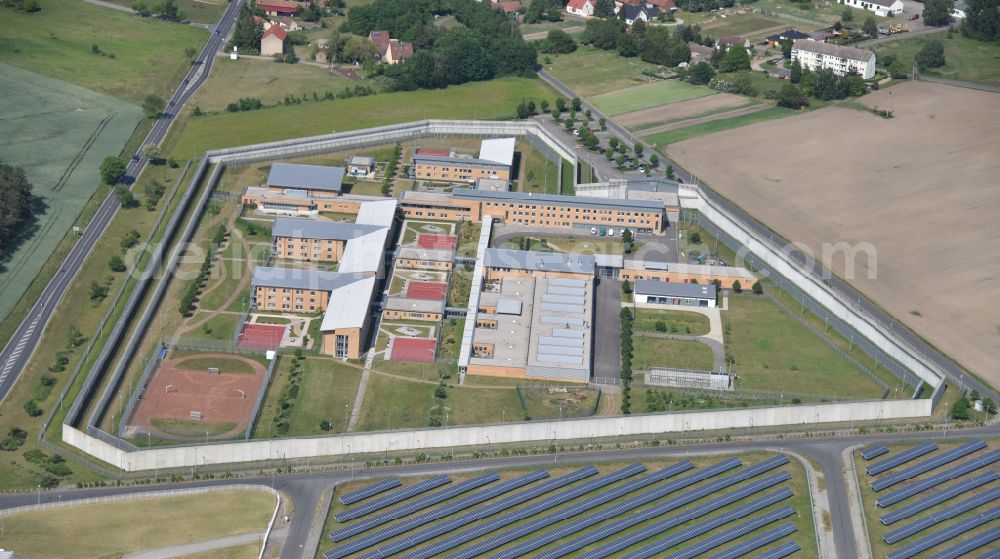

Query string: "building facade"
[792, 39, 877, 79]
[633, 279, 717, 308]
[841, 0, 903, 17]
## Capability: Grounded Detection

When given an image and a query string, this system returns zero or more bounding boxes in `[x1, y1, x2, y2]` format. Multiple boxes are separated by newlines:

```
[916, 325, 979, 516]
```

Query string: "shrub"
[108, 255, 126, 272]
[24, 399, 42, 417]
[655, 321, 667, 332]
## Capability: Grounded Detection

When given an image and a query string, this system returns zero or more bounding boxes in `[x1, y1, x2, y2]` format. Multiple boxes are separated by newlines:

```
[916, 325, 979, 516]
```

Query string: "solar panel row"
[887, 504, 1000, 559]
[399, 464, 647, 559]
[324, 470, 549, 559]
[336, 476, 451, 522]
[440, 462, 694, 559]
[969, 534, 1000, 559]
[872, 440, 987, 492]
[340, 478, 402, 505]
[707, 523, 799, 559]
[331, 473, 500, 541]
[883, 486, 1000, 544]
[862, 444, 889, 461]
[867, 442, 937, 476]
[751, 541, 802, 559]
[877, 449, 1000, 508]
[575, 480, 794, 559]
[880, 471, 1000, 525]
[624, 505, 796, 559]
[510, 456, 788, 559]
[354, 467, 598, 559]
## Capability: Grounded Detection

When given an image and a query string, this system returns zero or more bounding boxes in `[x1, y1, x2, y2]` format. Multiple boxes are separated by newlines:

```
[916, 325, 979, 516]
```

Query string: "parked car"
[591, 227, 597, 235]
[908, 13, 919, 20]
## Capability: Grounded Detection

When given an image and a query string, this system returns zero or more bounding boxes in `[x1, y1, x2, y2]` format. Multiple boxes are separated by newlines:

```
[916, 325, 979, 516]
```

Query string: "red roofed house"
[492, 1, 522, 19]
[645, 0, 675, 10]
[615, 0, 675, 11]
[566, 0, 595, 17]
[369, 30, 414, 65]
[261, 25, 287, 56]
[257, 0, 300, 17]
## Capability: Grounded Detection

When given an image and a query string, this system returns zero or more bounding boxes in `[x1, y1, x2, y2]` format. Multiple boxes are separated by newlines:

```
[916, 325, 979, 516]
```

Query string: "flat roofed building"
[347, 155, 375, 177]
[484, 248, 596, 279]
[620, 260, 755, 288]
[395, 247, 454, 271]
[478, 138, 516, 167]
[475, 177, 510, 192]
[411, 153, 512, 184]
[842, 0, 903, 16]
[792, 39, 876, 79]
[634, 279, 717, 308]
[272, 218, 382, 262]
[267, 163, 346, 195]
[240, 186, 362, 216]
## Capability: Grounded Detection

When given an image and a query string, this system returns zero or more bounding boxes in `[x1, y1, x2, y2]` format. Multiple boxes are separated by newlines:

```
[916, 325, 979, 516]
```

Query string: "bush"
[655, 321, 667, 332]
[108, 255, 126, 273]
[24, 399, 42, 417]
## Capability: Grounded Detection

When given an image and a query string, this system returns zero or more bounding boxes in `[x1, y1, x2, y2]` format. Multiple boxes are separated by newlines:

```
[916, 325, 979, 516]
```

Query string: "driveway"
[592, 278, 622, 381]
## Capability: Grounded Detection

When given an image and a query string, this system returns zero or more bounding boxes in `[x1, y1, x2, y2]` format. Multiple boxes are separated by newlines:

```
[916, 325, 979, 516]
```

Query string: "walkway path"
[122, 532, 263, 559]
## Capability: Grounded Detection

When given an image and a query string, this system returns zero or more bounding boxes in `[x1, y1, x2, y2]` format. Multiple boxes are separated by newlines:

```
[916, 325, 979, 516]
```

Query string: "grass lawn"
[724, 295, 886, 398]
[543, 46, 659, 97]
[873, 31, 1000, 87]
[591, 80, 717, 116]
[182, 543, 259, 559]
[633, 308, 711, 336]
[699, 13, 789, 40]
[104, 0, 228, 23]
[0, 490, 273, 559]
[522, 236, 636, 256]
[151, 418, 237, 437]
[648, 106, 795, 148]
[167, 77, 558, 158]
[456, 221, 482, 258]
[287, 359, 361, 435]
[630, 100, 761, 132]
[187, 312, 239, 342]
[518, 142, 562, 195]
[175, 356, 259, 375]
[190, 58, 355, 112]
[0, 0, 207, 103]
[197, 256, 251, 311]
[449, 266, 473, 308]
[519, 385, 599, 420]
[633, 337, 716, 371]
[437, 318, 465, 360]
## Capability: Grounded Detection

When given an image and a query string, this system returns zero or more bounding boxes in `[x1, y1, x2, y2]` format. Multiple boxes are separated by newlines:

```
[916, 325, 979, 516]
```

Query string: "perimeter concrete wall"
[65, 398, 931, 472]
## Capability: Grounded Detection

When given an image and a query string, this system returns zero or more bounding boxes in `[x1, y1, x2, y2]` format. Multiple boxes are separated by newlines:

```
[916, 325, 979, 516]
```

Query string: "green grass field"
[0, 64, 142, 324]
[874, 31, 1000, 87]
[151, 417, 237, 437]
[633, 337, 716, 371]
[647, 106, 795, 147]
[592, 80, 717, 116]
[0, 0, 207, 103]
[0, 490, 273, 559]
[190, 58, 356, 112]
[175, 356, 259, 375]
[253, 358, 362, 438]
[699, 13, 789, 40]
[104, 0, 228, 23]
[633, 308, 711, 336]
[542, 46, 659, 97]
[518, 142, 562, 195]
[167, 77, 557, 157]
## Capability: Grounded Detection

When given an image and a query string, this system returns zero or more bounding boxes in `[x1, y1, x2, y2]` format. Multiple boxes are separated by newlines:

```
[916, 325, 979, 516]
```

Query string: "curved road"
[0, 0, 244, 404]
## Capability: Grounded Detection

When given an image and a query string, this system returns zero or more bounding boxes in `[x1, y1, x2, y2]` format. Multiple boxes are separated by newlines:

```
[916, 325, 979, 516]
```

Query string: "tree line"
[0, 163, 36, 259]
[580, 18, 696, 67]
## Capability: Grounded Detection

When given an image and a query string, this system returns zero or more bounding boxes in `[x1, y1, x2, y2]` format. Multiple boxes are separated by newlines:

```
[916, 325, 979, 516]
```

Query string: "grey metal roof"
[552, 328, 584, 338]
[635, 279, 717, 300]
[496, 297, 522, 315]
[385, 297, 445, 314]
[793, 39, 875, 63]
[478, 138, 516, 167]
[540, 301, 583, 314]
[540, 315, 584, 325]
[548, 278, 588, 288]
[484, 248, 596, 275]
[271, 218, 382, 240]
[267, 163, 345, 192]
[252, 266, 366, 292]
[452, 188, 665, 212]
[542, 293, 584, 306]
[537, 336, 583, 348]
[348, 155, 374, 166]
[412, 153, 509, 170]
[594, 254, 624, 268]
[547, 285, 586, 297]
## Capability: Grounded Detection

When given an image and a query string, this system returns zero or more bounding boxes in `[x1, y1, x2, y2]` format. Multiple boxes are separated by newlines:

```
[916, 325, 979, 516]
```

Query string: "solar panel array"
[398, 464, 646, 559]
[331, 473, 500, 542]
[887, 504, 1000, 559]
[752, 541, 802, 559]
[336, 476, 452, 522]
[325, 469, 549, 559]
[974, 542, 1000, 559]
[883, 486, 1000, 544]
[861, 444, 889, 461]
[880, 471, 999, 525]
[867, 441, 937, 476]
[340, 478, 401, 505]
[877, 449, 1000, 508]
[871, 439, 987, 492]
[707, 523, 799, 559]
[354, 467, 598, 559]
[442, 462, 694, 559]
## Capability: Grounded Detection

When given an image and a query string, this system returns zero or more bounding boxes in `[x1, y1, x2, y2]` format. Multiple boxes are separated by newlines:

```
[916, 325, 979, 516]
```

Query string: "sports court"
[390, 338, 437, 363]
[237, 322, 286, 350]
[405, 281, 447, 301]
[128, 353, 268, 440]
[417, 234, 457, 250]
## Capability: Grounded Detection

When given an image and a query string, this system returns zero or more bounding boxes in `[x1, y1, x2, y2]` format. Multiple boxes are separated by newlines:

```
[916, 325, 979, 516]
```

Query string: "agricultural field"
[616, 93, 753, 131]
[873, 31, 1000, 87]
[591, 80, 718, 116]
[644, 106, 795, 147]
[0, 490, 273, 559]
[0, 64, 142, 324]
[316, 452, 817, 559]
[699, 13, 790, 41]
[0, 0, 207, 103]
[190, 58, 357, 112]
[104, 0, 228, 23]
[668, 81, 1000, 390]
[542, 46, 659, 97]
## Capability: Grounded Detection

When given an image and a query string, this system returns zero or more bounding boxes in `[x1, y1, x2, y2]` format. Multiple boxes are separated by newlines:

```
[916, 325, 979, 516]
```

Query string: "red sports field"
[237, 323, 286, 350]
[417, 234, 457, 250]
[406, 281, 447, 301]
[129, 353, 268, 440]
[390, 338, 437, 363]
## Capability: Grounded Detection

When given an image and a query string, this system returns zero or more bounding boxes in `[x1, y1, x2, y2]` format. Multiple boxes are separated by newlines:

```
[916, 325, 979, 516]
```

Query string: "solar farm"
[317, 454, 817, 559]
[857, 439, 1000, 559]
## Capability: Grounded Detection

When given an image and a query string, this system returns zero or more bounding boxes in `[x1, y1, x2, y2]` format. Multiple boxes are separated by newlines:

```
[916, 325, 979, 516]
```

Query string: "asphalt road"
[0, 0, 244, 405]
[592, 277, 622, 381]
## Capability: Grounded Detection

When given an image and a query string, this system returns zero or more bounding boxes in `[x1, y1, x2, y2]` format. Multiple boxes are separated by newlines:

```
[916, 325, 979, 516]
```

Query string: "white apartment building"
[791, 39, 877, 79]
[841, 0, 903, 17]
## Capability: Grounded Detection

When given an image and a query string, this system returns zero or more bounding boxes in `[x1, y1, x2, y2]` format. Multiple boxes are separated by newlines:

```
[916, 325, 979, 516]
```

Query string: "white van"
[591, 227, 597, 235]
[608, 228, 615, 236]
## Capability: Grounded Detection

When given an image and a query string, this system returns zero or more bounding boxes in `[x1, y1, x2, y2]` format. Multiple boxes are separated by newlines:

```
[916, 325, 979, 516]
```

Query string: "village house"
[369, 30, 414, 65]
[792, 39, 877, 79]
[261, 26, 287, 57]
[566, 0, 595, 17]
[841, 0, 904, 17]
[257, 0, 300, 17]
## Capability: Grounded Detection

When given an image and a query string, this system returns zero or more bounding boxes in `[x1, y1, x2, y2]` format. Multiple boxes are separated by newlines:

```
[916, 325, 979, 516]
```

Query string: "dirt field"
[615, 93, 749, 128]
[668, 82, 1000, 388]
[129, 353, 268, 440]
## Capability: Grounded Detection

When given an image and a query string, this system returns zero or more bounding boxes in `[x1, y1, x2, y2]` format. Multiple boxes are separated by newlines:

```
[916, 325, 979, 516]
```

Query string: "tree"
[970, 389, 981, 401]
[732, 280, 743, 293]
[527, 99, 536, 115]
[923, 0, 955, 26]
[622, 279, 632, 294]
[516, 100, 530, 119]
[863, 17, 879, 38]
[0, 163, 34, 255]
[99, 156, 127, 185]
[689, 232, 701, 244]
[780, 38, 793, 59]
[961, 0, 1000, 41]
[843, 73, 867, 96]
[550, 106, 560, 120]
[141, 143, 161, 162]
[812, 68, 842, 100]
[319, 419, 332, 431]
[751, 280, 763, 295]
[23, 400, 42, 417]
[665, 164, 674, 179]
[709, 45, 725, 68]
[115, 185, 137, 208]
[951, 397, 970, 420]
[555, 97, 566, 112]
[184, 46, 197, 62]
[621, 228, 634, 253]
[615, 154, 625, 168]
[790, 59, 803, 83]
[141, 94, 165, 119]
[649, 154, 659, 168]
[108, 255, 127, 272]
[983, 398, 997, 415]
[23, 0, 40, 11]
[132, 0, 149, 14]
[687, 60, 716, 85]
[541, 29, 577, 53]
[594, 0, 616, 17]
[889, 58, 910, 79]
[571, 97, 582, 111]
[641, 27, 690, 66]
[916, 40, 946, 69]
[634, 142, 644, 157]
[608, 137, 619, 150]
[599, 117, 607, 130]
[776, 82, 805, 109]
[719, 45, 750, 72]
[842, 7, 854, 22]
[540, 99, 549, 112]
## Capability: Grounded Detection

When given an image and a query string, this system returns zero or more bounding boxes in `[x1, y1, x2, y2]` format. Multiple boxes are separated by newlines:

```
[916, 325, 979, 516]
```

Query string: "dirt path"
[523, 26, 583, 41]
[597, 390, 621, 416]
[638, 103, 770, 137]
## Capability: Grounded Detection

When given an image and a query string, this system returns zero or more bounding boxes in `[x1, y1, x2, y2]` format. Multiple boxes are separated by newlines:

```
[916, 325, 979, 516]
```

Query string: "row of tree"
[960, 0, 999, 42]
[581, 18, 693, 67]
[0, 163, 36, 258]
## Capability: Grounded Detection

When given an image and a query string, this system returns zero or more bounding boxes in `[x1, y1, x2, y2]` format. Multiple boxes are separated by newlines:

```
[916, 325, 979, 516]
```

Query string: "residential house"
[492, 0, 522, 20]
[622, 3, 659, 25]
[346, 155, 375, 177]
[792, 39, 876, 79]
[566, 0, 595, 17]
[257, 0, 300, 17]
[688, 42, 714, 62]
[369, 30, 414, 65]
[717, 35, 751, 51]
[275, 16, 301, 31]
[765, 29, 811, 47]
[842, 0, 903, 16]
[261, 26, 287, 57]
[615, 0, 675, 11]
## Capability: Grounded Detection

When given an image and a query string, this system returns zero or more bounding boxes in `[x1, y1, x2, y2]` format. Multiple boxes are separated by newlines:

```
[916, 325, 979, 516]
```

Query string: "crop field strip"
[323, 454, 806, 559]
[860, 440, 1000, 559]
